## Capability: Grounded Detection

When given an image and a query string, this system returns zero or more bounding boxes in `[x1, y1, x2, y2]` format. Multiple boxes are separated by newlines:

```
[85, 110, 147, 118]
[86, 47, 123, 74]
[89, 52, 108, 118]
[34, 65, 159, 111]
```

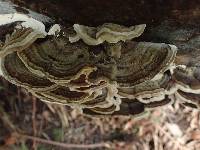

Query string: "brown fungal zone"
[172, 64, 200, 108]
[0, 23, 199, 116]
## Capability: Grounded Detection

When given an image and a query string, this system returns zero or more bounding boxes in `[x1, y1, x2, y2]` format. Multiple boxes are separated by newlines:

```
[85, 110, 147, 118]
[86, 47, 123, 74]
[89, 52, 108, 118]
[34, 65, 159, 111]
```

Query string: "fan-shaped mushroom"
[173, 65, 200, 93]
[175, 90, 200, 109]
[0, 20, 182, 115]
[69, 23, 146, 45]
[118, 71, 172, 102]
[1, 52, 57, 92]
[0, 27, 45, 58]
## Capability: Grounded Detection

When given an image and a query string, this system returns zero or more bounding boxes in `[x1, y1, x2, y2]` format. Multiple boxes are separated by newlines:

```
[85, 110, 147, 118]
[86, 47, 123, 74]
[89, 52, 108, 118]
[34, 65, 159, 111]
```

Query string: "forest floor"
[0, 77, 200, 150]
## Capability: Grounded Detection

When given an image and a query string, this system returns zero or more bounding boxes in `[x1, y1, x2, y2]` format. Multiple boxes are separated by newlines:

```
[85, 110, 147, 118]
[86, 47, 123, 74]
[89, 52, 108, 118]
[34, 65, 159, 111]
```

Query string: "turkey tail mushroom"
[1, 52, 57, 92]
[83, 99, 145, 116]
[69, 23, 146, 45]
[172, 64, 200, 109]
[175, 90, 200, 109]
[17, 36, 97, 84]
[0, 20, 184, 116]
[0, 28, 45, 58]
[117, 71, 173, 103]
[173, 65, 200, 93]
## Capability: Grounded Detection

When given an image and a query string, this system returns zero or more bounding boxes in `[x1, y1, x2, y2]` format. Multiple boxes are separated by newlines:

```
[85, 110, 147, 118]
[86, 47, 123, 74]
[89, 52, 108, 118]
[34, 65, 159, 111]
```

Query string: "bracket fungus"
[69, 23, 146, 45]
[0, 15, 199, 116]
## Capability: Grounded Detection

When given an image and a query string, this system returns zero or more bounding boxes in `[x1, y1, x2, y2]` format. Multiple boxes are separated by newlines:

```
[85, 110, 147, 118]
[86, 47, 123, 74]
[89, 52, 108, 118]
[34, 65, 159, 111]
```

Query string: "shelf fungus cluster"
[0, 21, 200, 115]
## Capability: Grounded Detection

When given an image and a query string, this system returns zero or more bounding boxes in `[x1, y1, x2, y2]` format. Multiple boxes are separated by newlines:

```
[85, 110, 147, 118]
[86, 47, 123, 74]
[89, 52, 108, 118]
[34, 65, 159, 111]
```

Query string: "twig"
[38, 105, 45, 137]
[32, 96, 37, 150]
[57, 105, 69, 128]
[0, 105, 17, 132]
[20, 134, 111, 149]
